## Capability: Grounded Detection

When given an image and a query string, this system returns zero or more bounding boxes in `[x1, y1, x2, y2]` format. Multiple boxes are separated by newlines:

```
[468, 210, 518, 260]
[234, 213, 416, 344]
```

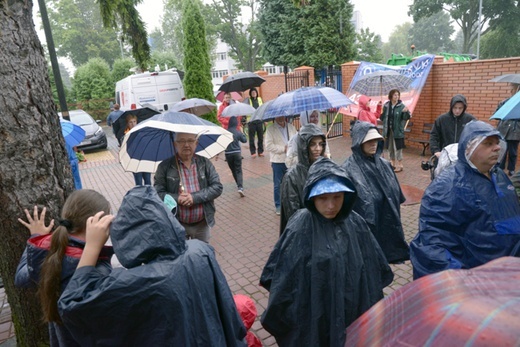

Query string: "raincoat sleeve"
[191, 158, 223, 205]
[410, 177, 466, 279]
[429, 119, 442, 154]
[14, 247, 33, 288]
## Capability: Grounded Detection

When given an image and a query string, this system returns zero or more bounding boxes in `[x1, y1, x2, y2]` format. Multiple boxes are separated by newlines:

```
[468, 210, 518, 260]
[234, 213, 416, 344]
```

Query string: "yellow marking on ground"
[83, 150, 116, 162]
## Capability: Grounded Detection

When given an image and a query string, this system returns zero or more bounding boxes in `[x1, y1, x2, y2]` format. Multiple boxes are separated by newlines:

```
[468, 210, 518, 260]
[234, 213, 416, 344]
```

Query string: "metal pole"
[476, 0, 483, 59]
[38, 0, 69, 119]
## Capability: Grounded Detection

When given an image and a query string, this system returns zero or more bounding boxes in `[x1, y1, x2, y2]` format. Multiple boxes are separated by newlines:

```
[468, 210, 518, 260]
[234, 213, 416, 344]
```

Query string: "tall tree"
[381, 22, 414, 63]
[47, 0, 122, 67]
[410, 11, 454, 53]
[408, 0, 517, 54]
[0, 1, 75, 345]
[258, 0, 356, 68]
[354, 28, 384, 64]
[73, 58, 113, 101]
[182, 0, 217, 123]
[206, 0, 263, 71]
[480, 24, 520, 59]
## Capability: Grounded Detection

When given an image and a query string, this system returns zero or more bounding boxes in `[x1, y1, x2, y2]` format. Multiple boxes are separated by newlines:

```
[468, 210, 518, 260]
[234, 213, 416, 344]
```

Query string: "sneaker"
[258, 153, 265, 157]
[275, 207, 281, 215]
[509, 171, 515, 177]
[238, 189, 245, 197]
[251, 153, 257, 158]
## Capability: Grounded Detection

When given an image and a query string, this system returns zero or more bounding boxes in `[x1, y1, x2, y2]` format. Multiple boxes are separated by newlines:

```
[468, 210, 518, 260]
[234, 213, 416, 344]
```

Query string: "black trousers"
[225, 152, 243, 189]
[248, 121, 264, 155]
[500, 140, 519, 172]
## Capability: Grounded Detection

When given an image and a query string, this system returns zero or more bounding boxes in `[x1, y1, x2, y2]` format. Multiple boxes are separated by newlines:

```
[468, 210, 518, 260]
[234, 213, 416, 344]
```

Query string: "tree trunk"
[0, 1, 74, 345]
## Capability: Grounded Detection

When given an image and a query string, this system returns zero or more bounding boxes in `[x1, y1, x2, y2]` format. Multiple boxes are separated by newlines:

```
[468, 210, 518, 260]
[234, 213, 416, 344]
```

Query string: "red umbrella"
[215, 91, 242, 102]
[346, 257, 520, 347]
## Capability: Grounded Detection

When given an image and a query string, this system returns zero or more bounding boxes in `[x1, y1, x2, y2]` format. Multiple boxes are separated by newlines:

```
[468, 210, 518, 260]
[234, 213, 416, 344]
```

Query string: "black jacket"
[261, 158, 393, 347]
[279, 124, 325, 234]
[154, 155, 223, 227]
[225, 116, 247, 154]
[59, 186, 247, 346]
[342, 121, 409, 263]
[430, 94, 476, 154]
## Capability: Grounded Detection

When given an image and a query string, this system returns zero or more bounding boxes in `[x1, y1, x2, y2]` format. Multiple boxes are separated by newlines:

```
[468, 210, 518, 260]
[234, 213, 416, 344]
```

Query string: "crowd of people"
[13, 85, 520, 346]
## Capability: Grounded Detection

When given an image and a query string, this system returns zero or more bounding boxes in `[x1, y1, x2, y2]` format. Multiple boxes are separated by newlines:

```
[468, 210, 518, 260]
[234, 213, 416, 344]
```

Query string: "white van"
[115, 69, 185, 112]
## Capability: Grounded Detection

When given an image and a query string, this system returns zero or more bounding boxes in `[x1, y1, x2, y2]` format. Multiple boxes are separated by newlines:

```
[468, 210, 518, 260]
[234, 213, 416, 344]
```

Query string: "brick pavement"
[0, 127, 433, 346]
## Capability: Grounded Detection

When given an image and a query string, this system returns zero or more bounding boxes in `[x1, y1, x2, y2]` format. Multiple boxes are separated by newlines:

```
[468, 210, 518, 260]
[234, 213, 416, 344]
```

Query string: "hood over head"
[450, 94, 468, 116]
[299, 109, 319, 126]
[350, 121, 383, 156]
[296, 124, 326, 167]
[228, 116, 238, 129]
[111, 186, 186, 268]
[303, 157, 357, 221]
[457, 120, 506, 170]
[358, 95, 371, 111]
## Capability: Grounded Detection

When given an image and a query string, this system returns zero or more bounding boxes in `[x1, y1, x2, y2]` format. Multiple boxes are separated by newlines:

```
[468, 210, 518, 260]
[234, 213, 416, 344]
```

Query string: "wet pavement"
[0, 125, 434, 346]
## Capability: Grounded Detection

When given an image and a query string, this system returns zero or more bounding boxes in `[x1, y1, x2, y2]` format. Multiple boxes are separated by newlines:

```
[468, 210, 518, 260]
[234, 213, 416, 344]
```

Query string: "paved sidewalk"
[0, 127, 433, 346]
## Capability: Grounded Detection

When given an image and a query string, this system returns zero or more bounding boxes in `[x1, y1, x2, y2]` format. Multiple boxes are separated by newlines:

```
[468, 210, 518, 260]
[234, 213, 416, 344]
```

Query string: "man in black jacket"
[430, 94, 476, 158]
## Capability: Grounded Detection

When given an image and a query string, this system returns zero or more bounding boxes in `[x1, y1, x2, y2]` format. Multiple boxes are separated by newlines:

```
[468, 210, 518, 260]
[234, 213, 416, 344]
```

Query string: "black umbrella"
[115, 107, 161, 144]
[218, 71, 266, 93]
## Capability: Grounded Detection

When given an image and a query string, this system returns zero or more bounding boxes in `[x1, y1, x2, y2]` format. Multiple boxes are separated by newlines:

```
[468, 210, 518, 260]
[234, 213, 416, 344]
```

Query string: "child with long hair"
[15, 189, 113, 346]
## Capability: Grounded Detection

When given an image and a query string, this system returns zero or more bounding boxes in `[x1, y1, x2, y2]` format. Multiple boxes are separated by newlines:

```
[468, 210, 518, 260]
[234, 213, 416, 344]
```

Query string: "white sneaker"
[238, 189, 245, 197]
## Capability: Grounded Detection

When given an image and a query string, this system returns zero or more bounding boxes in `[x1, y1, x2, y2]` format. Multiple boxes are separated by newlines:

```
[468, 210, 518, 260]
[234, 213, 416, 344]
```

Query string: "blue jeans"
[133, 172, 151, 186]
[272, 162, 287, 208]
[71, 161, 82, 190]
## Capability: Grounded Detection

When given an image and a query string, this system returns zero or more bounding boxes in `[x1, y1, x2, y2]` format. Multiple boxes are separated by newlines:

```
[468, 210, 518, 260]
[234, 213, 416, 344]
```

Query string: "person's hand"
[18, 206, 54, 236]
[178, 193, 194, 206]
[85, 211, 113, 249]
[403, 106, 409, 113]
[434, 152, 441, 158]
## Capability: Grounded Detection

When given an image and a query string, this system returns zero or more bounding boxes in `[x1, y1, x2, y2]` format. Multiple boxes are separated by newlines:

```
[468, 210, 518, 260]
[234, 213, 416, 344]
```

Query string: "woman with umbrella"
[380, 89, 411, 172]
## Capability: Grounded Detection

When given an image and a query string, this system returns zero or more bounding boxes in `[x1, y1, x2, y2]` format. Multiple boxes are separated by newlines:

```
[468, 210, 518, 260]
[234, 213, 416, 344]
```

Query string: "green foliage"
[72, 58, 113, 115]
[149, 51, 181, 72]
[411, 11, 454, 53]
[111, 57, 136, 84]
[480, 24, 520, 59]
[354, 28, 384, 63]
[47, 0, 121, 67]
[182, 0, 217, 123]
[205, 0, 263, 71]
[381, 23, 414, 62]
[97, 0, 151, 70]
[258, 0, 356, 68]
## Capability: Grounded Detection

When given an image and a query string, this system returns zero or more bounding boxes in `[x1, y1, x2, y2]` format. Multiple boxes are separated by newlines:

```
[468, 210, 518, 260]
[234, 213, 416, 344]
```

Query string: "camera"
[421, 160, 434, 171]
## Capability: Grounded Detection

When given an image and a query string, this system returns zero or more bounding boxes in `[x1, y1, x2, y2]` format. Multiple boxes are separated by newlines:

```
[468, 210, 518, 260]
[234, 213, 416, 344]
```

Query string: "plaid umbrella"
[221, 103, 256, 118]
[345, 257, 520, 347]
[119, 112, 233, 173]
[351, 70, 412, 97]
[218, 71, 266, 93]
[262, 87, 354, 120]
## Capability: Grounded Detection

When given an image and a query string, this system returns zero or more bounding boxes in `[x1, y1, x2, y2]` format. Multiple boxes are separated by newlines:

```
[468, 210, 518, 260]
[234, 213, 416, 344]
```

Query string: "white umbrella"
[170, 98, 216, 116]
[221, 103, 256, 118]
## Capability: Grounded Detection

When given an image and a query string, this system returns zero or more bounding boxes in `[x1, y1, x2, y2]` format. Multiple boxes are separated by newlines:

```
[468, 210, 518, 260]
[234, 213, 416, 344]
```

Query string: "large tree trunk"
[0, 1, 74, 345]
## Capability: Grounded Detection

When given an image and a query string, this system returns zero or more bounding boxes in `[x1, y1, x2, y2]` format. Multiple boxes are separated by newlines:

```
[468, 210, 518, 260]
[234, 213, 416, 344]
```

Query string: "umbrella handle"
[326, 111, 340, 138]
[404, 119, 410, 131]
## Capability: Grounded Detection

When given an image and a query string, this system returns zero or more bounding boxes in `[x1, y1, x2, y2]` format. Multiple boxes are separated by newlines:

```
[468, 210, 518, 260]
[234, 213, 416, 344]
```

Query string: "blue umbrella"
[60, 119, 86, 147]
[119, 111, 233, 173]
[490, 91, 520, 121]
[262, 87, 354, 120]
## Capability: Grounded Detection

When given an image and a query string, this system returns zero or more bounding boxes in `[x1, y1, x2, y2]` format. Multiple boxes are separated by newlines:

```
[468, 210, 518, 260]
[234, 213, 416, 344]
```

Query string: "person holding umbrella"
[496, 83, 520, 176]
[224, 116, 247, 197]
[123, 114, 151, 186]
[154, 132, 223, 243]
[265, 116, 297, 215]
[217, 93, 241, 130]
[243, 88, 264, 158]
[380, 89, 411, 172]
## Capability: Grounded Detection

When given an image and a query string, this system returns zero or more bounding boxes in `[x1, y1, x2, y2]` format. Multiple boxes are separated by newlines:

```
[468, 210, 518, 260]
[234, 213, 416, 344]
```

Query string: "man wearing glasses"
[154, 133, 223, 243]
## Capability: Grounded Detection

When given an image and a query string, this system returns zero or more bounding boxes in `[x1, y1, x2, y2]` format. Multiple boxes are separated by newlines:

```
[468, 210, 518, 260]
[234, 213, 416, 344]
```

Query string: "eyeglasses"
[175, 139, 197, 145]
[309, 142, 326, 149]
